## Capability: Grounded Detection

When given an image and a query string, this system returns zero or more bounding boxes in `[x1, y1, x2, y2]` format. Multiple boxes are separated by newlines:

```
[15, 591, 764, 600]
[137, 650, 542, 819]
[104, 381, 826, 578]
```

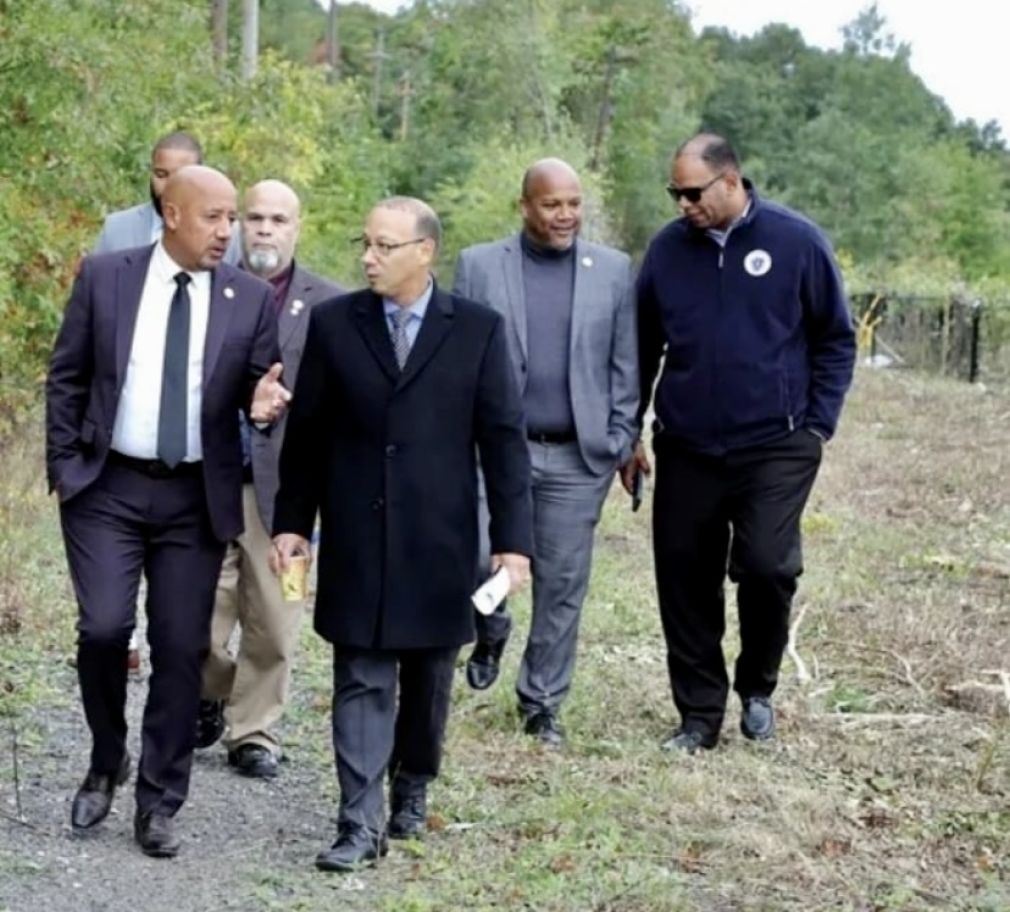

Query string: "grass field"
[1, 366, 1008, 912]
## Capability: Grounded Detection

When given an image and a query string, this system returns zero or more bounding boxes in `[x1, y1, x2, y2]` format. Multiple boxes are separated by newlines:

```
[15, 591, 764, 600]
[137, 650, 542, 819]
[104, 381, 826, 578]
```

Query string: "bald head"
[674, 133, 740, 173]
[519, 158, 582, 250]
[242, 180, 302, 279]
[669, 133, 747, 231]
[161, 166, 237, 271]
[371, 196, 442, 251]
[521, 158, 580, 199]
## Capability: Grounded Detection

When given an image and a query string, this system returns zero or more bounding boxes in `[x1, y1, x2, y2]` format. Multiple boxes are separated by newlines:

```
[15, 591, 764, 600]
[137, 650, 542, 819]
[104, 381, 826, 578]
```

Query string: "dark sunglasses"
[666, 172, 726, 204]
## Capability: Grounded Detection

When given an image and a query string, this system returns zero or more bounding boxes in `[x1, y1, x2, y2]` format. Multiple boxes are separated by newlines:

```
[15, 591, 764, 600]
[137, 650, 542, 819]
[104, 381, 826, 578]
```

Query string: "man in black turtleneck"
[453, 159, 639, 746]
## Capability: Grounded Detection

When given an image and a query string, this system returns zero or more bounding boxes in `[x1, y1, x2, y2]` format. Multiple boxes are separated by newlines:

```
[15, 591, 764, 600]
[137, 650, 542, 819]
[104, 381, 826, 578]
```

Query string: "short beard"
[246, 248, 281, 277]
[150, 181, 163, 218]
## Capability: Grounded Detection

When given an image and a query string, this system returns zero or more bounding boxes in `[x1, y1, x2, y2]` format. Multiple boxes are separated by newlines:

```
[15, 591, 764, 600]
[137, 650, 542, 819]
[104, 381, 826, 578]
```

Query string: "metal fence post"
[969, 299, 983, 383]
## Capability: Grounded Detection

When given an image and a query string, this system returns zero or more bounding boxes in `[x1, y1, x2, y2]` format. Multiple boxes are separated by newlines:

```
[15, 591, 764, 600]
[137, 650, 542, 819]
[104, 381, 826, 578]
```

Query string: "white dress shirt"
[111, 242, 211, 462]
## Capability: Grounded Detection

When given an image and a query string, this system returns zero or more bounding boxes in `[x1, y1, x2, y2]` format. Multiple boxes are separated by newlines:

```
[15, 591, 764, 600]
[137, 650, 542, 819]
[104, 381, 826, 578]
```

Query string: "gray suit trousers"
[331, 646, 457, 834]
[476, 441, 612, 715]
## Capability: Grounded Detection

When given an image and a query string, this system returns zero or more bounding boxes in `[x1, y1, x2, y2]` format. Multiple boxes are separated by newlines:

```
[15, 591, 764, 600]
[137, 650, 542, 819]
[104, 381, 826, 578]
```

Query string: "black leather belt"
[108, 451, 202, 478]
[527, 430, 577, 445]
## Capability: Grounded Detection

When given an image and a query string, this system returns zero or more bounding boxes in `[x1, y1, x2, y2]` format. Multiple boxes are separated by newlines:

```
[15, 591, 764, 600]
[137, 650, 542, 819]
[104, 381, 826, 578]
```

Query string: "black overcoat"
[273, 285, 533, 650]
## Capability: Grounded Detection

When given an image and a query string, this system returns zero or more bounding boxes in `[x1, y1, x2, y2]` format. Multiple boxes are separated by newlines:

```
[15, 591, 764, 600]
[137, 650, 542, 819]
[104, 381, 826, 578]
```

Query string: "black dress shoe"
[740, 696, 775, 741]
[524, 710, 563, 747]
[387, 793, 427, 840]
[465, 637, 507, 690]
[227, 743, 279, 779]
[195, 699, 225, 749]
[315, 824, 388, 872]
[660, 728, 718, 753]
[71, 753, 131, 831]
[134, 809, 181, 858]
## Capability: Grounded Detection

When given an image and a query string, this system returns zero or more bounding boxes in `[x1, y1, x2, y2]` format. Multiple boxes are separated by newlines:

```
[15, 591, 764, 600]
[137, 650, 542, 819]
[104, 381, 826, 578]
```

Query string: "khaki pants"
[201, 484, 305, 755]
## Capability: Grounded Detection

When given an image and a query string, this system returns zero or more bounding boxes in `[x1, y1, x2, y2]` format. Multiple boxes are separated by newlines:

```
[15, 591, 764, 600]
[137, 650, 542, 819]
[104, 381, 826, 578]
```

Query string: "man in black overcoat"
[272, 196, 533, 872]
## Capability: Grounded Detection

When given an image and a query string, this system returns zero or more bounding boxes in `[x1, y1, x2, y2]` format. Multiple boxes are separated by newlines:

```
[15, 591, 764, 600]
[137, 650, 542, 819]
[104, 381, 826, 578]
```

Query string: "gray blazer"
[94, 201, 240, 263]
[454, 233, 638, 475]
[250, 263, 344, 530]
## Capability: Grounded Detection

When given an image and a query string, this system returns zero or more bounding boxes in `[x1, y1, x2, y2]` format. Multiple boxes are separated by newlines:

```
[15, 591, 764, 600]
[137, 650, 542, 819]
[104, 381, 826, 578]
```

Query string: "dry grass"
[1, 367, 1008, 911]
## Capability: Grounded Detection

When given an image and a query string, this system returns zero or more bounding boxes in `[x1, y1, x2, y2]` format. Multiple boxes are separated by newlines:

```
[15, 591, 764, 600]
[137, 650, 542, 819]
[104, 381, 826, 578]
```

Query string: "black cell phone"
[631, 468, 644, 512]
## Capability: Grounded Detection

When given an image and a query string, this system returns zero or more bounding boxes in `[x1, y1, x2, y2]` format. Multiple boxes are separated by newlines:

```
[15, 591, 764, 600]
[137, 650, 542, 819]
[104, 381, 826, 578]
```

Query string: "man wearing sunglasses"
[622, 134, 855, 753]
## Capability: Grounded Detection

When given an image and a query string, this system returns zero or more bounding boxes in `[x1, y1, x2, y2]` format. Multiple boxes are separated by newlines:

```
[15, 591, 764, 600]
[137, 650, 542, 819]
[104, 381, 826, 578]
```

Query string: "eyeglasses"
[353, 236, 427, 257]
[666, 173, 726, 204]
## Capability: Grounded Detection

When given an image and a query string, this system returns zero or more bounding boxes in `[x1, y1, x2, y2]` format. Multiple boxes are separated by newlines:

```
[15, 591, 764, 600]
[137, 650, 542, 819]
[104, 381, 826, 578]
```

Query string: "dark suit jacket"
[249, 263, 344, 531]
[45, 244, 279, 543]
[273, 285, 534, 651]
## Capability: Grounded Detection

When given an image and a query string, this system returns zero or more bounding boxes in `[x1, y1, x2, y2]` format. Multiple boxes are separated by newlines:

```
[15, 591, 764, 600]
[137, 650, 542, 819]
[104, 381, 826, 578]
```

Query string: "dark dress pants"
[331, 646, 458, 835]
[652, 430, 822, 738]
[59, 459, 226, 815]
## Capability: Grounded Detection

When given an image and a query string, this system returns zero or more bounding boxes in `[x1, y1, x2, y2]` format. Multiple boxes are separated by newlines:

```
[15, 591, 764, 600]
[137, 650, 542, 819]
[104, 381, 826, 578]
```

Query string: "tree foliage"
[1, 0, 1008, 415]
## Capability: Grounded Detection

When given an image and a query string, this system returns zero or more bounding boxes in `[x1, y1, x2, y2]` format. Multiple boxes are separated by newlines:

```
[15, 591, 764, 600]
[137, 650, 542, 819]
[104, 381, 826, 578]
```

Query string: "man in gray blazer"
[454, 158, 638, 746]
[95, 131, 239, 263]
[197, 180, 344, 778]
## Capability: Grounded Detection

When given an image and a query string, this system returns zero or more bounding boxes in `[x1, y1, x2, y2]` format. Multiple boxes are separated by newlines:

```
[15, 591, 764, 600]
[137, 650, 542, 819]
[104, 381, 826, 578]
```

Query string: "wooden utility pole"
[590, 45, 618, 171]
[325, 0, 341, 82]
[211, 0, 229, 71]
[240, 0, 259, 82]
[397, 70, 414, 141]
[369, 28, 388, 118]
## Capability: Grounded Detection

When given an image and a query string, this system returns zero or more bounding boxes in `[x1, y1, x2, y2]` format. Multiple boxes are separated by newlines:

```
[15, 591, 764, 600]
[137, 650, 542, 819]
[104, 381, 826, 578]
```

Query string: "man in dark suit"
[197, 180, 344, 779]
[93, 131, 238, 673]
[272, 197, 533, 872]
[46, 166, 291, 857]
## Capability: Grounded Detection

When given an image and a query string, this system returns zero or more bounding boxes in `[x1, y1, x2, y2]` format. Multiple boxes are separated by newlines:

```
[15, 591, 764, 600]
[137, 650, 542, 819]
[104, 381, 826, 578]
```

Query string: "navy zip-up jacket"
[637, 183, 856, 455]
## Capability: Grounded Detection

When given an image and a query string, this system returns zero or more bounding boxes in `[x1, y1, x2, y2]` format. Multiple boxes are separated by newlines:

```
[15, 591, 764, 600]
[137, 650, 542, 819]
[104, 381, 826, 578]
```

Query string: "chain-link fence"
[851, 293, 1010, 384]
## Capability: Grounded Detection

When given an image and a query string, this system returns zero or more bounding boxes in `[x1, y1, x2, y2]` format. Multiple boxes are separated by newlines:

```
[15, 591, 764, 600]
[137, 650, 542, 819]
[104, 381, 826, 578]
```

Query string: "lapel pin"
[290, 299, 305, 315]
[223, 286, 235, 299]
[581, 256, 593, 268]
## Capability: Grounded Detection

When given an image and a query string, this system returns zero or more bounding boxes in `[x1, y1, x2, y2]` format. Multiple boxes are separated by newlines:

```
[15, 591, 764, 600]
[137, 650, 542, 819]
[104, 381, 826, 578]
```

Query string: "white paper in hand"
[470, 565, 511, 616]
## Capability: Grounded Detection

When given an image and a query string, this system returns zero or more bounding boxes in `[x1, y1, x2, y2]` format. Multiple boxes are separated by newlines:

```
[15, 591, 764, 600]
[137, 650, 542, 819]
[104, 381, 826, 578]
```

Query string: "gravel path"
[0, 668, 369, 912]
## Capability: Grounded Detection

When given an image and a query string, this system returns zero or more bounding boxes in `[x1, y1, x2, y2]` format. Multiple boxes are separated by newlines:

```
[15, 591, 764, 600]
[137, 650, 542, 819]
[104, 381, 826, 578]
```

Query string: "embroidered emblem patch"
[743, 249, 772, 277]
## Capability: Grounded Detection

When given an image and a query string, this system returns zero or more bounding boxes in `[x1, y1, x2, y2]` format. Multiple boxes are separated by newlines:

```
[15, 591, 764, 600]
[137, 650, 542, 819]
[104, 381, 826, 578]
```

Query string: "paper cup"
[280, 554, 309, 602]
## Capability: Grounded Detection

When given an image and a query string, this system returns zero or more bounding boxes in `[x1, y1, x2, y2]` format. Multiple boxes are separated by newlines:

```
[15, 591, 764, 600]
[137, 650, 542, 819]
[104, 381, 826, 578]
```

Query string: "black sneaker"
[740, 697, 775, 741]
[660, 728, 718, 753]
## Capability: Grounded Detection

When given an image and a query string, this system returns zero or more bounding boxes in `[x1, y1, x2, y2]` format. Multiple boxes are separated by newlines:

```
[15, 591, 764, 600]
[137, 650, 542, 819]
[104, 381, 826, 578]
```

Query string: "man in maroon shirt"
[196, 180, 344, 778]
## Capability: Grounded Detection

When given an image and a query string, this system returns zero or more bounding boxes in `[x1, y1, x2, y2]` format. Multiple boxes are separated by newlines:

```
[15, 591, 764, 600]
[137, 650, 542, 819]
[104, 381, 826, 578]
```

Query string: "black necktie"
[157, 272, 191, 468]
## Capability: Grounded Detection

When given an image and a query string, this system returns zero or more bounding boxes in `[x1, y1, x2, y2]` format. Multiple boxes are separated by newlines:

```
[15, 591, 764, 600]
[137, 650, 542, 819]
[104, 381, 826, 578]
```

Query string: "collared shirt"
[111, 241, 211, 462]
[267, 261, 295, 315]
[706, 196, 753, 249]
[149, 211, 164, 245]
[383, 279, 433, 354]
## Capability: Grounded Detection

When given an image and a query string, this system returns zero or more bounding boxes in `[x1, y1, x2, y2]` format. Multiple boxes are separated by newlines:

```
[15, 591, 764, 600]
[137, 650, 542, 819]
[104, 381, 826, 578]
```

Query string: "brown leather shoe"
[134, 809, 181, 858]
[70, 753, 131, 831]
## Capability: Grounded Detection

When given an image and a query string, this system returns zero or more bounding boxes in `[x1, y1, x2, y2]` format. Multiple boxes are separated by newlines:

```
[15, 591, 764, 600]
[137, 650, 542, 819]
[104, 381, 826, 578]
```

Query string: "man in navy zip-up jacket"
[622, 134, 855, 752]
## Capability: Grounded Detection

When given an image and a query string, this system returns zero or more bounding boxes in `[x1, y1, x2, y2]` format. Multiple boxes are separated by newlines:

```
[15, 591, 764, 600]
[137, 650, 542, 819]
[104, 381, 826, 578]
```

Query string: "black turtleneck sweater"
[521, 231, 576, 437]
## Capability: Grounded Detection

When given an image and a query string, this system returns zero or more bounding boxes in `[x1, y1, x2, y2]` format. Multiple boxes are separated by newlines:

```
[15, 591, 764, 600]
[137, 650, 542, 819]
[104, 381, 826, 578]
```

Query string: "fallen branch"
[0, 808, 36, 829]
[786, 602, 811, 684]
[820, 639, 926, 698]
[10, 725, 25, 824]
[816, 712, 947, 725]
